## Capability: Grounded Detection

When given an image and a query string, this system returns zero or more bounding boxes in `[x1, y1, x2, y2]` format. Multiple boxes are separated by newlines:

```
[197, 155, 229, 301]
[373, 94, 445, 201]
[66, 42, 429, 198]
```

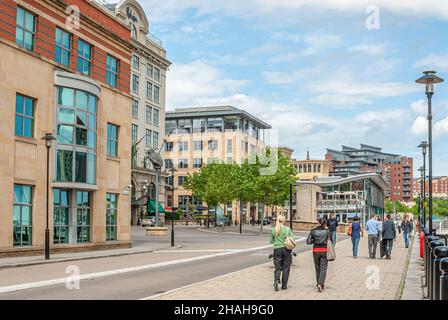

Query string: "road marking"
[140, 237, 307, 300]
[0, 244, 274, 294]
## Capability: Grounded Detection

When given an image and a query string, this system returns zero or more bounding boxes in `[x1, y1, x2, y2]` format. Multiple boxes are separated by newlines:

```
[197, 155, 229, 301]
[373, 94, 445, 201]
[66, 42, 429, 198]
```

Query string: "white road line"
[0, 244, 273, 294]
[140, 237, 307, 300]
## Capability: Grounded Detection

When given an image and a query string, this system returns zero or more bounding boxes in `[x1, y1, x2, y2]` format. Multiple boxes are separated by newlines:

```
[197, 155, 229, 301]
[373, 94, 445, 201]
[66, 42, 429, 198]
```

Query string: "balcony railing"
[147, 33, 164, 48]
[317, 200, 363, 210]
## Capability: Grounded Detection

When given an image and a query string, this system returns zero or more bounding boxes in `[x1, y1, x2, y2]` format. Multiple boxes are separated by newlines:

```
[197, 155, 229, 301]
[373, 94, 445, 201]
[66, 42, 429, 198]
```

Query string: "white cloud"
[262, 70, 306, 85]
[349, 44, 386, 56]
[414, 53, 448, 73]
[302, 34, 342, 55]
[355, 109, 409, 123]
[166, 60, 249, 108]
[435, 117, 448, 137]
[412, 116, 427, 136]
[411, 99, 426, 115]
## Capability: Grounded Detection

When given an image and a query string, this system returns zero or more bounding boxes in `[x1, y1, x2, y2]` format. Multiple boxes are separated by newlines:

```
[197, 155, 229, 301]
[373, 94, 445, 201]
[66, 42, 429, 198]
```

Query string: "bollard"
[441, 258, 448, 300]
[431, 242, 446, 300]
[429, 239, 442, 300]
[425, 236, 439, 291]
[420, 231, 425, 259]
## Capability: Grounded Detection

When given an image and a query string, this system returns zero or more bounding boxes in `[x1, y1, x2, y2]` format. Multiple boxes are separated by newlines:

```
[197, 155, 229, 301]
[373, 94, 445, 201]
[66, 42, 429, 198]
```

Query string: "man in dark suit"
[382, 214, 396, 259]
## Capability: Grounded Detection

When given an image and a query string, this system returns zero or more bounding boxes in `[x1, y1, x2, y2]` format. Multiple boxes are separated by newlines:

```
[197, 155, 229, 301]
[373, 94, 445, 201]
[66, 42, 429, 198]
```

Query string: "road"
[0, 227, 315, 300]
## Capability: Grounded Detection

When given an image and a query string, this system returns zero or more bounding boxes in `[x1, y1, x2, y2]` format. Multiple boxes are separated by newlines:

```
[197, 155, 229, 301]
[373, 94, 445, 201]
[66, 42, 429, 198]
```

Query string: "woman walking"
[307, 218, 330, 292]
[349, 216, 364, 258]
[269, 215, 294, 291]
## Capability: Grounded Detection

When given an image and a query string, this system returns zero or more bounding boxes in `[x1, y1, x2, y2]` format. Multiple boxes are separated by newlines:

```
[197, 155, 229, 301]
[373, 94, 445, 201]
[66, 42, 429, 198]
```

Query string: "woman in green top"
[270, 215, 294, 291]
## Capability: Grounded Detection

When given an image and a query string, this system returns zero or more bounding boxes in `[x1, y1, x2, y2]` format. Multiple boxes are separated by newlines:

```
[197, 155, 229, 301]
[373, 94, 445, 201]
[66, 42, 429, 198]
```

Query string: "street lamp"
[418, 141, 428, 227]
[416, 71, 444, 235]
[169, 167, 177, 247]
[289, 183, 293, 230]
[418, 166, 425, 225]
[41, 133, 56, 260]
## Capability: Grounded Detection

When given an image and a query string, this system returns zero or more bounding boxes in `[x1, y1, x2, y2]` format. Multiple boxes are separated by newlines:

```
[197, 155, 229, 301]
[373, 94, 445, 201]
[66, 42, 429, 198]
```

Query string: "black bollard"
[431, 242, 446, 300]
[426, 236, 439, 294]
[441, 257, 448, 300]
[429, 239, 442, 300]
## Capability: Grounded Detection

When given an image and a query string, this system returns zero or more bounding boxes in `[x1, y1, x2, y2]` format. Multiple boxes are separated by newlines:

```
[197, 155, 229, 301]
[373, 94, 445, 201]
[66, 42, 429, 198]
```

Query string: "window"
[166, 176, 173, 187]
[15, 94, 34, 138]
[147, 64, 153, 78]
[56, 87, 97, 185]
[166, 119, 177, 135]
[132, 74, 139, 93]
[165, 142, 173, 152]
[193, 118, 206, 133]
[146, 82, 152, 99]
[165, 159, 173, 169]
[193, 158, 203, 168]
[77, 39, 92, 76]
[227, 139, 233, 153]
[13, 185, 33, 246]
[208, 140, 218, 151]
[53, 189, 69, 244]
[153, 109, 159, 126]
[132, 99, 139, 118]
[178, 176, 187, 186]
[179, 141, 188, 152]
[207, 117, 223, 132]
[55, 28, 71, 67]
[178, 119, 192, 133]
[192, 141, 202, 151]
[153, 131, 159, 149]
[107, 123, 118, 157]
[106, 55, 118, 88]
[106, 194, 118, 241]
[132, 124, 138, 143]
[154, 67, 160, 80]
[146, 129, 151, 146]
[154, 85, 160, 103]
[179, 159, 188, 169]
[132, 55, 140, 69]
[76, 191, 90, 243]
[16, 7, 36, 50]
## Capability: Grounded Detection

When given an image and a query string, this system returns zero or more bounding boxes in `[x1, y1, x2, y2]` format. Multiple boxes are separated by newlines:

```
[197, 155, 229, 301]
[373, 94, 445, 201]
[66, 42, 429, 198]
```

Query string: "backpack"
[284, 228, 296, 250]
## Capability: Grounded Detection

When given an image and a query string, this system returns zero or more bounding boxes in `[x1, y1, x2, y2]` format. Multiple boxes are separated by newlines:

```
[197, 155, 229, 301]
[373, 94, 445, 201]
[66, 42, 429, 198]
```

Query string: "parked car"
[141, 216, 156, 227]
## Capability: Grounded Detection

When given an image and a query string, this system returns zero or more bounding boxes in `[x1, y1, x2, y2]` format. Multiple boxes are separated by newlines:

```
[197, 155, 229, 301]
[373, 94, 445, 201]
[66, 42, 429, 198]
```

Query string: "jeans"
[403, 232, 410, 248]
[383, 239, 394, 256]
[368, 234, 379, 258]
[313, 252, 328, 287]
[351, 237, 360, 257]
[329, 231, 337, 244]
[273, 247, 292, 288]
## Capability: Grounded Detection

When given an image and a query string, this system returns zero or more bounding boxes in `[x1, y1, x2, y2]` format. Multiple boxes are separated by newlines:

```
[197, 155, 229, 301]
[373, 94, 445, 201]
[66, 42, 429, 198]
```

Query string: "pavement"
[147, 233, 418, 300]
[401, 232, 425, 300]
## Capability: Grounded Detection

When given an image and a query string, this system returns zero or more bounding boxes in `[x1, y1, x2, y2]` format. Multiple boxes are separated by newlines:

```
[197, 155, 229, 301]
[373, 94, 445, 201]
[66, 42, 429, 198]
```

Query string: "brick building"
[413, 176, 448, 199]
[0, 0, 133, 256]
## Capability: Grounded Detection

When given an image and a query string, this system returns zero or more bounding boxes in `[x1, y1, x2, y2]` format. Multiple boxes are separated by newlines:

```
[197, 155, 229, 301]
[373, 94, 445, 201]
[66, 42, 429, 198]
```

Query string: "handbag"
[327, 242, 336, 261]
[284, 228, 296, 250]
[347, 224, 352, 236]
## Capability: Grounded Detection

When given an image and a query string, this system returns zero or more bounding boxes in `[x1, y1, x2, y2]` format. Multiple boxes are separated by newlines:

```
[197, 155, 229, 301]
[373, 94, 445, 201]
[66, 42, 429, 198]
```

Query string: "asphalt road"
[0, 227, 313, 300]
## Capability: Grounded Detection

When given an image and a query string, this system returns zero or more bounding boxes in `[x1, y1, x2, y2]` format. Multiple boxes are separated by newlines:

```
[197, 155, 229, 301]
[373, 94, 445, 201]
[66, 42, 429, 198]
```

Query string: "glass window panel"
[89, 95, 96, 113]
[23, 185, 31, 204]
[21, 227, 32, 245]
[62, 31, 71, 49]
[76, 91, 88, 110]
[53, 189, 60, 205]
[16, 28, 23, 47]
[14, 185, 23, 203]
[55, 28, 61, 44]
[16, 95, 23, 113]
[77, 192, 83, 206]
[13, 206, 21, 225]
[61, 191, 69, 206]
[59, 88, 74, 107]
[57, 150, 73, 182]
[55, 46, 62, 63]
[76, 111, 87, 126]
[23, 118, 32, 137]
[57, 125, 73, 144]
[24, 97, 33, 116]
[75, 152, 87, 183]
[15, 115, 23, 136]
[61, 208, 69, 224]
[76, 127, 87, 146]
[21, 206, 31, 225]
[17, 8, 24, 27]
[88, 130, 95, 149]
[58, 108, 75, 123]
[87, 153, 95, 184]
[25, 13, 34, 32]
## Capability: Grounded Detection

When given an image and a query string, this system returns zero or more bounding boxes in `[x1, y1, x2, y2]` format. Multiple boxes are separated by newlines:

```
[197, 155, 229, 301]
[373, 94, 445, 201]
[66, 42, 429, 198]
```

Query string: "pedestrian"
[326, 212, 339, 245]
[348, 216, 364, 258]
[401, 215, 413, 248]
[381, 214, 396, 259]
[307, 218, 330, 292]
[269, 214, 294, 291]
[366, 214, 380, 259]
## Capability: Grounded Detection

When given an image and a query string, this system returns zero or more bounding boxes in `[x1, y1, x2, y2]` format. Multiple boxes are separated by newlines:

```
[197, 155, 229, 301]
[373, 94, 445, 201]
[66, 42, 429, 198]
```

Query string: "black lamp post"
[418, 141, 428, 226]
[289, 183, 293, 230]
[418, 166, 425, 225]
[41, 133, 55, 260]
[416, 71, 444, 235]
[170, 167, 176, 247]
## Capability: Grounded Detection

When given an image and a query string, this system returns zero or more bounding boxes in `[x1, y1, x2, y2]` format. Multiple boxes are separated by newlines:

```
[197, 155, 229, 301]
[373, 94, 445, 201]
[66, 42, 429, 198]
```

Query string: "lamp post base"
[45, 228, 50, 260]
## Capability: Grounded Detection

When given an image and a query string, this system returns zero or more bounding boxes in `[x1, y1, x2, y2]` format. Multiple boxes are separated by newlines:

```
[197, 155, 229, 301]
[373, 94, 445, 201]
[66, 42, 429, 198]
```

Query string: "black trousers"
[273, 247, 292, 288]
[313, 252, 328, 287]
[383, 239, 394, 256]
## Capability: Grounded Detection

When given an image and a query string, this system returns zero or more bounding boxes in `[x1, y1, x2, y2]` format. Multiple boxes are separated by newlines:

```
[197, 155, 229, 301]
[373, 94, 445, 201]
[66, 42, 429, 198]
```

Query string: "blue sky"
[140, 0, 448, 176]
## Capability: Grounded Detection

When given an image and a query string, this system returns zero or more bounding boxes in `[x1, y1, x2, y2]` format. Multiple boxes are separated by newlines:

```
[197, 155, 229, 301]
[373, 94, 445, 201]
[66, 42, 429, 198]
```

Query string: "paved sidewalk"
[401, 233, 425, 300]
[150, 235, 413, 300]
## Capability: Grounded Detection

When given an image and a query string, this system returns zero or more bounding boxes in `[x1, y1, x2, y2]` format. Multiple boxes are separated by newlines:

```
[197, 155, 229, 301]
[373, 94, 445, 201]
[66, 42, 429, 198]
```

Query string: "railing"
[147, 33, 164, 48]
[316, 200, 363, 210]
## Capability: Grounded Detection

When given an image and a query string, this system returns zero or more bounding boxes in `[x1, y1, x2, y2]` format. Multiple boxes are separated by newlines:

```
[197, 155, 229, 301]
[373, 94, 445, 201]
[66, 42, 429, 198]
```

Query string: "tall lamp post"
[170, 167, 177, 247]
[416, 71, 444, 235]
[418, 165, 426, 226]
[41, 133, 56, 260]
[289, 183, 293, 230]
[418, 142, 428, 227]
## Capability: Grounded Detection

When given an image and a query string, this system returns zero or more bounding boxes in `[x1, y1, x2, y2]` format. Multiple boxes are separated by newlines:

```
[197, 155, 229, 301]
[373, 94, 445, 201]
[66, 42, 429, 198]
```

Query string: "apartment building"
[414, 176, 448, 200]
[163, 106, 271, 223]
[0, 0, 133, 256]
[104, 0, 171, 225]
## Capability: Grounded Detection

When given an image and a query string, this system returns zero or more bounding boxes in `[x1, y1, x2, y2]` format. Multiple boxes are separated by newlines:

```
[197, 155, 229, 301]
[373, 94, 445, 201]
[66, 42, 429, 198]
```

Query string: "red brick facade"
[0, 0, 131, 94]
[382, 156, 413, 202]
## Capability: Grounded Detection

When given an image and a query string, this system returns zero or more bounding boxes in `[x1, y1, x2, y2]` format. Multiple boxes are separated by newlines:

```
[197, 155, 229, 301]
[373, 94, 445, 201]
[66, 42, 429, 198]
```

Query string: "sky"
[139, 0, 448, 176]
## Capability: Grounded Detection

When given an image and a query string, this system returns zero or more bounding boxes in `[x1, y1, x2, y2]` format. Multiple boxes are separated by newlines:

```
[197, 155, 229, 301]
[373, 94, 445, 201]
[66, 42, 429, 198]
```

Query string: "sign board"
[216, 206, 224, 226]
